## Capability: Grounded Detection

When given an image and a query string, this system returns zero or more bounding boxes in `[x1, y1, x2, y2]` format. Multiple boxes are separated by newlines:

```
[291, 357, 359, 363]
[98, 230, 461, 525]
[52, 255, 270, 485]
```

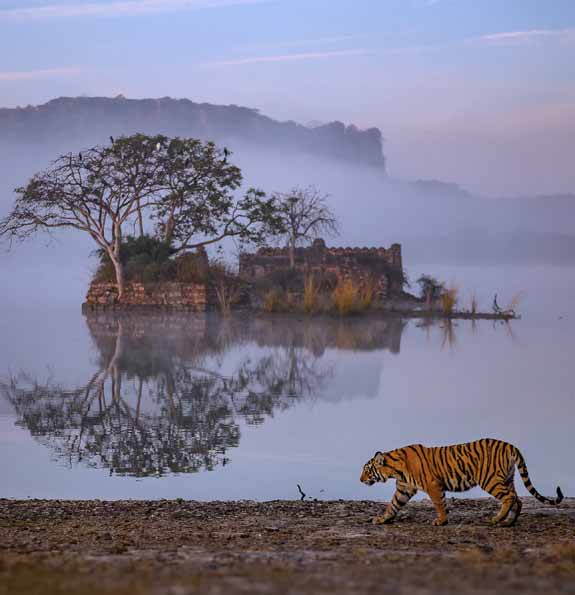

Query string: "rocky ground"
[0, 498, 574, 595]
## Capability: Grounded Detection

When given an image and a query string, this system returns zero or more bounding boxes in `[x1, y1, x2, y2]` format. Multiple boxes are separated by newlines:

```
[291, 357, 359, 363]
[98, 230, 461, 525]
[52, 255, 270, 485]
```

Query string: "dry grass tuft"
[332, 278, 358, 316]
[441, 285, 459, 315]
[469, 292, 478, 315]
[505, 291, 525, 313]
[284, 289, 297, 311]
[547, 541, 575, 565]
[456, 547, 488, 566]
[303, 275, 319, 314]
[492, 546, 517, 563]
[357, 278, 376, 311]
[262, 289, 283, 313]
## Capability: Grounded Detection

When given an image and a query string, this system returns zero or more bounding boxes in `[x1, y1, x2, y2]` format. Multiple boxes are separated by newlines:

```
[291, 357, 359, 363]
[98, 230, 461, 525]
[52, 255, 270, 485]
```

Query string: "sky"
[1, 0, 575, 195]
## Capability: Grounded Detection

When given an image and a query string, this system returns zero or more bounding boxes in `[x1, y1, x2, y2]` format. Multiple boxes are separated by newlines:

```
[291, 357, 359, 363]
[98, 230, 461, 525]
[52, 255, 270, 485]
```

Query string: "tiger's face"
[360, 452, 387, 485]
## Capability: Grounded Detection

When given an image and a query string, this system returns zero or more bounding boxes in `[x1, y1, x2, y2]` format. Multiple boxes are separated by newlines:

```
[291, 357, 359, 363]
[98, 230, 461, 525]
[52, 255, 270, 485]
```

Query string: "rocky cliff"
[0, 96, 385, 170]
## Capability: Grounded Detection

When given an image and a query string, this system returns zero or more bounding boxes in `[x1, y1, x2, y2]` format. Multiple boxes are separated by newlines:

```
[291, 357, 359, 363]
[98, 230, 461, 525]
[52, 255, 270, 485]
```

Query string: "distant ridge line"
[0, 95, 386, 171]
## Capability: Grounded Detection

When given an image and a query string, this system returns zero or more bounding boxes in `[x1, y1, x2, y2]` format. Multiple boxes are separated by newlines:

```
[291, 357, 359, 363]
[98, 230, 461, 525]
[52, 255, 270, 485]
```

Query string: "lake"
[0, 265, 573, 502]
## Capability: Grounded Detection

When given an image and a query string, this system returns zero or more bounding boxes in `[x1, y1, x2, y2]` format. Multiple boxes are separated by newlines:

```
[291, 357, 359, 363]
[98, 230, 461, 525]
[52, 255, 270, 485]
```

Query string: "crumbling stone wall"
[239, 239, 404, 300]
[83, 281, 209, 311]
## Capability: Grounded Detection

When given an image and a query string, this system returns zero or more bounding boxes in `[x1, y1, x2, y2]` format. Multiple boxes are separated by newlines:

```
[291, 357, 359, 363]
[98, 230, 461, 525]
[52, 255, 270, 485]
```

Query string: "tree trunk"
[111, 223, 125, 301]
[289, 238, 295, 269]
[136, 199, 144, 237]
[112, 256, 125, 302]
[164, 212, 175, 246]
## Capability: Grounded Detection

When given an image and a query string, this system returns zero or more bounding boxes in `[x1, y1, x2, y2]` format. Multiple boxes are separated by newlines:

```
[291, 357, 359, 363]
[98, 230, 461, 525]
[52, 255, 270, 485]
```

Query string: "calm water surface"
[0, 266, 573, 501]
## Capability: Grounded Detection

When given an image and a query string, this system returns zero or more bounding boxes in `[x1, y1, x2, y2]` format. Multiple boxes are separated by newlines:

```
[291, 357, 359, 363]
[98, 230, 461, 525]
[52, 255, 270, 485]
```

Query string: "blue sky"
[1, 0, 574, 195]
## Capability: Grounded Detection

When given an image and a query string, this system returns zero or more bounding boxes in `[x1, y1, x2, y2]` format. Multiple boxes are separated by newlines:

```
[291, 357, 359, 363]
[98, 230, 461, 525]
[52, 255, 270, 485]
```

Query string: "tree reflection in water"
[1, 313, 405, 477]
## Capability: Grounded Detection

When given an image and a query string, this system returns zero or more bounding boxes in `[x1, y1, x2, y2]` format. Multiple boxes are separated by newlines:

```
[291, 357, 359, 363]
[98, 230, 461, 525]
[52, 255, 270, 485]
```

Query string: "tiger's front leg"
[372, 482, 416, 525]
[427, 481, 448, 526]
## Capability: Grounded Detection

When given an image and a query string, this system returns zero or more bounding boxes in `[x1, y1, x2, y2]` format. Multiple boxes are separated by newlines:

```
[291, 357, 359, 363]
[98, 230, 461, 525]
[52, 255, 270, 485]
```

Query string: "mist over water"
[2, 134, 575, 307]
[0, 266, 573, 501]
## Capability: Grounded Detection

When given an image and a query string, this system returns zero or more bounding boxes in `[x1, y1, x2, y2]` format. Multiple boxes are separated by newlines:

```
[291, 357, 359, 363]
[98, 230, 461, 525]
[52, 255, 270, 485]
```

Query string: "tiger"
[360, 438, 563, 526]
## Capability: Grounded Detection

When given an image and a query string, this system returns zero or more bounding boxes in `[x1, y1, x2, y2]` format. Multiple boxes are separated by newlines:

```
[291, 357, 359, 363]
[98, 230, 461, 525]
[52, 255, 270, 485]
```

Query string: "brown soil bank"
[1, 498, 573, 595]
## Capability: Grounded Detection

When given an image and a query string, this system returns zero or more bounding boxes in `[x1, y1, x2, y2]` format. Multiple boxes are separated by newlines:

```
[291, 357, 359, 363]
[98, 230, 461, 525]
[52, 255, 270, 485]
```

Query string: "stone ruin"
[82, 239, 405, 311]
[239, 238, 404, 301]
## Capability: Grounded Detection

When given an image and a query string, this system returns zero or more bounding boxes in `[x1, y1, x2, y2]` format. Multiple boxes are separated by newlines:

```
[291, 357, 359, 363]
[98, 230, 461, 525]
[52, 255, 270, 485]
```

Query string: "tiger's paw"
[432, 518, 448, 526]
[372, 516, 393, 525]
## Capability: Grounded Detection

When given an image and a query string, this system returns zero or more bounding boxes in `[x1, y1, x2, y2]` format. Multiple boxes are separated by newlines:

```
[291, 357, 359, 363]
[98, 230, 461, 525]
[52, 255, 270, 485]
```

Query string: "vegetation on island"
[260, 274, 378, 316]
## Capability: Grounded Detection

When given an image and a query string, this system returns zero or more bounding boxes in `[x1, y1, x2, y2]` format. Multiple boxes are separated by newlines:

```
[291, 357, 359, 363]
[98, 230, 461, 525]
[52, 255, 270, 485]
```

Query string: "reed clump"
[259, 274, 378, 316]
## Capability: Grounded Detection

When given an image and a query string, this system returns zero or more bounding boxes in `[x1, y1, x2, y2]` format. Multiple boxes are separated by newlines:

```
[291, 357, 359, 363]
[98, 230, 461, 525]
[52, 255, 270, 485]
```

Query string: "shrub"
[175, 252, 209, 283]
[210, 263, 242, 315]
[416, 274, 444, 307]
[257, 268, 302, 293]
[92, 234, 214, 285]
[332, 278, 358, 316]
[93, 235, 176, 282]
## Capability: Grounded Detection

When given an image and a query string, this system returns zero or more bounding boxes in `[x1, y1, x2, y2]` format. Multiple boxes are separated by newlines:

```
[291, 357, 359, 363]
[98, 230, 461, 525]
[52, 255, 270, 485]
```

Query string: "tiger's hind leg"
[501, 496, 522, 527]
[483, 479, 519, 525]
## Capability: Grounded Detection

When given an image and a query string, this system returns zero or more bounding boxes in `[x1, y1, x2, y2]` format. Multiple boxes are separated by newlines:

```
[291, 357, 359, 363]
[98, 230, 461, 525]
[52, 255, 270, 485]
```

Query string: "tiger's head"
[360, 451, 387, 485]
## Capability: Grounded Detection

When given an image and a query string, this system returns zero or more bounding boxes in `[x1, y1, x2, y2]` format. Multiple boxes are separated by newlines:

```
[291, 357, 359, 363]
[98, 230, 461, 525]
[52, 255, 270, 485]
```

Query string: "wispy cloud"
[376, 28, 575, 56]
[469, 28, 575, 46]
[204, 49, 369, 67]
[0, 0, 266, 20]
[0, 67, 84, 81]
[236, 34, 367, 52]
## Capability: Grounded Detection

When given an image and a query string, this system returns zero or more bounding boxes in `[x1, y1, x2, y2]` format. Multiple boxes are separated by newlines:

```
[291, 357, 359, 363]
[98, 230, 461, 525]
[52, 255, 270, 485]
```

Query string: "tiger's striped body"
[360, 438, 563, 526]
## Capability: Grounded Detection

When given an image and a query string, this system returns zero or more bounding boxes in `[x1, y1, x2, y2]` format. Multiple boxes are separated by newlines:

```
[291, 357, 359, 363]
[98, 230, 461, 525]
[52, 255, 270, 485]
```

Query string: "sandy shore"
[1, 497, 574, 594]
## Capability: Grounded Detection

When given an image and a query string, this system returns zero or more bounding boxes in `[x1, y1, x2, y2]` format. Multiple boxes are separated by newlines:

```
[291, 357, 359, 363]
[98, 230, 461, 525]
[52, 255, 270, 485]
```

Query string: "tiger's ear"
[373, 451, 385, 463]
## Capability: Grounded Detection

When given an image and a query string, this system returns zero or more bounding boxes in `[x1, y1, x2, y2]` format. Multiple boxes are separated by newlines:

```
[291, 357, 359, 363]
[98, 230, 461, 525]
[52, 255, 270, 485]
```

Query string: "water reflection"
[1, 313, 405, 477]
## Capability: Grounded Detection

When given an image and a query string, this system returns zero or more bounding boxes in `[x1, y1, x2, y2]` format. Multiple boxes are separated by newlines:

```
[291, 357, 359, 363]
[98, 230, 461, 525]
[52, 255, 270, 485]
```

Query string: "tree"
[0, 134, 167, 299]
[272, 186, 338, 269]
[416, 274, 444, 307]
[0, 134, 282, 300]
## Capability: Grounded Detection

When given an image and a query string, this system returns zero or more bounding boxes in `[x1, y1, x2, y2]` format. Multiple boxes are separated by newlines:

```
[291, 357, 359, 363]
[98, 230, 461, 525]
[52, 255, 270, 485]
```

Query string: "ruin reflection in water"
[1, 313, 405, 477]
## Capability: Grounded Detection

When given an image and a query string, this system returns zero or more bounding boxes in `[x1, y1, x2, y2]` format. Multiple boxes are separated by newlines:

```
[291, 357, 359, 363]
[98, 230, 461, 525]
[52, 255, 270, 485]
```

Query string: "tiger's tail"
[513, 447, 564, 505]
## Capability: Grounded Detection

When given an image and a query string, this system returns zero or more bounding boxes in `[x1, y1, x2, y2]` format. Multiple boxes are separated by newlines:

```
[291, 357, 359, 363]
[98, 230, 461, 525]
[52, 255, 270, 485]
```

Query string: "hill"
[0, 95, 386, 170]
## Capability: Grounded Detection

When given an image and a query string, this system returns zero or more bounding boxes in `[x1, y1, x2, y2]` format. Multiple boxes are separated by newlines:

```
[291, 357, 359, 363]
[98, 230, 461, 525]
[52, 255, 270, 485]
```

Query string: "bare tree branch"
[271, 186, 339, 268]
